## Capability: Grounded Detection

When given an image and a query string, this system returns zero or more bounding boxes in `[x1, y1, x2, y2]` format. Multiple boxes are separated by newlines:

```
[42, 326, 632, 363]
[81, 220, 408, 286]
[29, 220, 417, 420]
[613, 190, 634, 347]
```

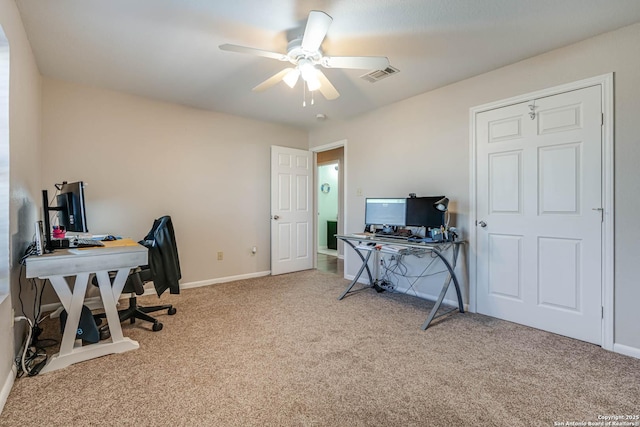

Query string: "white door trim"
[311, 140, 348, 276]
[469, 73, 614, 351]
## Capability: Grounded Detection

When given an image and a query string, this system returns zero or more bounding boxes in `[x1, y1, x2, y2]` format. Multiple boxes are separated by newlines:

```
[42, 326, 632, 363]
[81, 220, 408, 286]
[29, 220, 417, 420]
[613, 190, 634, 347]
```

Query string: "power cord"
[14, 317, 48, 377]
[19, 241, 38, 265]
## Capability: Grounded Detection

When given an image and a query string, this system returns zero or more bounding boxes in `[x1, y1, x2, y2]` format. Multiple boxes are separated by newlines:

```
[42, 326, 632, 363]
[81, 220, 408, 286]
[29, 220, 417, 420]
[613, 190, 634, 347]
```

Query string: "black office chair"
[95, 215, 181, 332]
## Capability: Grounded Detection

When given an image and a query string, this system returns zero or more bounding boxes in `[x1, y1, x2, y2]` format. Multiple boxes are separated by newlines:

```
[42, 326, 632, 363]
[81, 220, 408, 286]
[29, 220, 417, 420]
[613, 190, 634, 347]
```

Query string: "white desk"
[25, 244, 148, 374]
[336, 234, 464, 330]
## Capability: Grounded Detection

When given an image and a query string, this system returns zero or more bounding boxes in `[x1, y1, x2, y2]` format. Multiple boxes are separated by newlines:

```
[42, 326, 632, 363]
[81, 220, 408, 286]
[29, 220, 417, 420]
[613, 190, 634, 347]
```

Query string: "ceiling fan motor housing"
[287, 38, 321, 65]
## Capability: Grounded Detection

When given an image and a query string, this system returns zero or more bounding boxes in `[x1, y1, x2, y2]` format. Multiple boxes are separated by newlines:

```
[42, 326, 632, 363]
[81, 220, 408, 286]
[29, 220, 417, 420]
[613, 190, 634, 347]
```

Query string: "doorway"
[317, 162, 339, 257]
[315, 145, 345, 276]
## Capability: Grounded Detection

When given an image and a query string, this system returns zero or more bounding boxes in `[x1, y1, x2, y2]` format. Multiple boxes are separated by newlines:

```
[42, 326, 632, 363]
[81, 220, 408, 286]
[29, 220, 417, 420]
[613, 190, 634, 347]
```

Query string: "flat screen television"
[405, 196, 446, 229]
[364, 198, 407, 227]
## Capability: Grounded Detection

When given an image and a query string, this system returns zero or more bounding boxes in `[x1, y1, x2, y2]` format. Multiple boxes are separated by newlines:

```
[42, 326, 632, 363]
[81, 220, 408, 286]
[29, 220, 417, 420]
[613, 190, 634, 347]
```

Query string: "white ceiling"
[15, 0, 640, 130]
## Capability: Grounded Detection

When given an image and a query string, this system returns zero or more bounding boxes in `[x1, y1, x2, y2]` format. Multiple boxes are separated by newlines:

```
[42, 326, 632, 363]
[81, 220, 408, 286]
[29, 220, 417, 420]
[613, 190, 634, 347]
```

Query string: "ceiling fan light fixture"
[283, 68, 300, 88]
[306, 75, 321, 91]
[299, 59, 315, 80]
[298, 59, 321, 91]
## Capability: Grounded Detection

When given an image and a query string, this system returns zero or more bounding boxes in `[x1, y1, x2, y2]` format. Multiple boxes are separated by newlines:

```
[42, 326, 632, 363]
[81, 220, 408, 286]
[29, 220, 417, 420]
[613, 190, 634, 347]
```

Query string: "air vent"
[360, 66, 400, 83]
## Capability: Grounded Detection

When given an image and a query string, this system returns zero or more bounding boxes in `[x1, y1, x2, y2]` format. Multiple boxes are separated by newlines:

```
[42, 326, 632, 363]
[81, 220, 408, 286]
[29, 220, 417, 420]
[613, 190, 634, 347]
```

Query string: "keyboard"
[71, 239, 105, 248]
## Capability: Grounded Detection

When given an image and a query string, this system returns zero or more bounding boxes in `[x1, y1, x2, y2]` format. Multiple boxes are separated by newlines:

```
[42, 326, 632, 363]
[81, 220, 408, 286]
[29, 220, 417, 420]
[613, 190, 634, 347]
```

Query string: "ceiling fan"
[219, 10, 390, 101]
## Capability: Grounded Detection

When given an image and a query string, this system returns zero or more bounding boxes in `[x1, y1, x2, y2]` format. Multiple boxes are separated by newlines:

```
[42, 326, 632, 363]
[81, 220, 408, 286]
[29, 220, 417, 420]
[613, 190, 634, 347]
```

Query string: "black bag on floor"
[59, 305, 100, 344]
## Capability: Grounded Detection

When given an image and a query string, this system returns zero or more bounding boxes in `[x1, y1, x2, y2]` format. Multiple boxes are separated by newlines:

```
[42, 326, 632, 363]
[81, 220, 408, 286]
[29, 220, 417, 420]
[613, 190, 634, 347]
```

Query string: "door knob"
[273, 215, 280, 220]
[478, 221, 487, 228]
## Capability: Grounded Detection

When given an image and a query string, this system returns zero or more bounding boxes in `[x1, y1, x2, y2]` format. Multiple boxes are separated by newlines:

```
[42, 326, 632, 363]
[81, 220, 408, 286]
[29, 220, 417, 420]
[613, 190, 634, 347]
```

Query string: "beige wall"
[309, 23, 640, 350]
[0, 0, 43, 402]
[41, 79, 307, 285]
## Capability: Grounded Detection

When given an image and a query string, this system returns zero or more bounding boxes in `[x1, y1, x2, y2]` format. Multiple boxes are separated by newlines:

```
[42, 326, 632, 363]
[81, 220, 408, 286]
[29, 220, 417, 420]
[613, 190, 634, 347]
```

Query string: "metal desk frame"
[336, 234, 464, 330]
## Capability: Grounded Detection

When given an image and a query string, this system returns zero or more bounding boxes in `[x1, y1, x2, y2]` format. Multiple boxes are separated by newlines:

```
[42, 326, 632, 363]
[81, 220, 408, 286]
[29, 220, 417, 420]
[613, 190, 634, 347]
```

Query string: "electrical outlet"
[217, 251, 223, 261]
[251, 246, 257, 254]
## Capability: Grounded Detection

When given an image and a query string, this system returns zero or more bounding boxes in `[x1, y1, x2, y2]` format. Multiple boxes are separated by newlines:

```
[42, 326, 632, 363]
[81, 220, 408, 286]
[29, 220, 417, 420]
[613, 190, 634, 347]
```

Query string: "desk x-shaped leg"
[39, 268, 139, 374]
[420, 244, 464, 330]
[338, 240, 375, 300]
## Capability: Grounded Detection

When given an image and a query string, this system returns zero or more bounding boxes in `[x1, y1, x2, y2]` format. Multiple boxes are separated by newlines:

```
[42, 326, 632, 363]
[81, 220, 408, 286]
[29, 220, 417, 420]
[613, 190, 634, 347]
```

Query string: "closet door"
[476, 85, 603, 345]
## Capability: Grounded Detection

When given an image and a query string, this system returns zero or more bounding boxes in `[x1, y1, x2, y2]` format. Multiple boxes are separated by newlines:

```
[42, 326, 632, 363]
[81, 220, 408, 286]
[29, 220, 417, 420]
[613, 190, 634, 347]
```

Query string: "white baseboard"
[342, 274, 467, 311]
[0, 364, 16, 415]
[344, 273, 369, 285]
[41, 295, 106, 317]
[180, 271, 271, 290]
[318, 248, 338, 256]
[40, 271, 272, 315]
[613, 343, 640, 360]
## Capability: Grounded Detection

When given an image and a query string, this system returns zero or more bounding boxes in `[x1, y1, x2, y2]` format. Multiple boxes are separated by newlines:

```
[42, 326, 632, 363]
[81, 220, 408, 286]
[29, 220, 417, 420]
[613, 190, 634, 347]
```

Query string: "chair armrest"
[90, 268, 146, 296]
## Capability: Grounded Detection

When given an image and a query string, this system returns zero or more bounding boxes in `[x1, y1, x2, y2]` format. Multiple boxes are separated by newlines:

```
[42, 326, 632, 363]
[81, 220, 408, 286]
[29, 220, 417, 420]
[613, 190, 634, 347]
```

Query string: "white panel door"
[476, 85, 603, 344]
[271, 146, 313, 275]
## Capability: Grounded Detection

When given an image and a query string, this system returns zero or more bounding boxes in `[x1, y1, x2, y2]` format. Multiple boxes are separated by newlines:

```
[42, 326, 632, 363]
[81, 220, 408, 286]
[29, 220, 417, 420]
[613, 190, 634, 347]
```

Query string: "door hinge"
[592, 207, 604, 222]
[601, 113, 604, 126]
[601, 306, 604, 319]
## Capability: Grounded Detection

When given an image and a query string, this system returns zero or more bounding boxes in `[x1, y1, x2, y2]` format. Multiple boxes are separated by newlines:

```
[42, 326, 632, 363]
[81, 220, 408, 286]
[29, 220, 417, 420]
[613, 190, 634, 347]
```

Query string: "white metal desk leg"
[95, 270, 127, 342]
[53, 273, 89, 356]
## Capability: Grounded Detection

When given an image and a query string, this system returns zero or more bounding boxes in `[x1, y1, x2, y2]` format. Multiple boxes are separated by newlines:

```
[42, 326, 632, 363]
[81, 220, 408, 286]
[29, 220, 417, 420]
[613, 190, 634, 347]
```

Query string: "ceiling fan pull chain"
[311, 90, 315, 106]
[303, 81, 306, 107]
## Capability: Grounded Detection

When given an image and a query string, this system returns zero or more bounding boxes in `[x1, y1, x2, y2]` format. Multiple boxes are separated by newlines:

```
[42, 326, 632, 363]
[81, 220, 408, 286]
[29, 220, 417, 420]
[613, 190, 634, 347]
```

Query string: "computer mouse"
[102, 235, 117, 241]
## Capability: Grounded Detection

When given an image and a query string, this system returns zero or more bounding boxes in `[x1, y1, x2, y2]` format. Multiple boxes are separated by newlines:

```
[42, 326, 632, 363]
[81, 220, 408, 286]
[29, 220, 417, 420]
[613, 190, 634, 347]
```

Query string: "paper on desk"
[75, 238, 140, 250]
[380, 245, 406, 254]
[355, 243, 376, 251]
[101, 238, 139, 247]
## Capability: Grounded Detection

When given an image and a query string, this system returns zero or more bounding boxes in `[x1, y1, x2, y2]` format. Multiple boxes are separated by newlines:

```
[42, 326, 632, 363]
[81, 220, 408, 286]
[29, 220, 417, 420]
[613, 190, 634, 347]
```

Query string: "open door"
[271, 146, 313, 275]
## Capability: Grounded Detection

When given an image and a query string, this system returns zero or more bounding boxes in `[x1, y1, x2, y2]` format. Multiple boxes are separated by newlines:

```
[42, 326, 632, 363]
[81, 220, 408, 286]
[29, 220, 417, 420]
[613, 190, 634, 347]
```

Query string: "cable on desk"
[19, 240, 39, 265]
[17, 264, 31, 322]
[380, 252, 449, 296]
[18, 265, 59, 353]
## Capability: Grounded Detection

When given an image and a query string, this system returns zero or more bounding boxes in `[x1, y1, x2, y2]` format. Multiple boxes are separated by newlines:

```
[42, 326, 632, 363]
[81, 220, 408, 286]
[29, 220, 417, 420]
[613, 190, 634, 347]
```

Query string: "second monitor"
[405, 196, 446, 229]
[365, 198, 407, 228]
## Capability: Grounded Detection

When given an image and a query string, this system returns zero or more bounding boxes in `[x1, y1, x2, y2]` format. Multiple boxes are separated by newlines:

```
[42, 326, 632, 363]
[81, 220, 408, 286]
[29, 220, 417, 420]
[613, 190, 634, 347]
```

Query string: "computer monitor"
[56, 181, 88, 233]
[405, 196, 446, 229]
[365, 198, 407, 227]
[42, 181, 89, 251]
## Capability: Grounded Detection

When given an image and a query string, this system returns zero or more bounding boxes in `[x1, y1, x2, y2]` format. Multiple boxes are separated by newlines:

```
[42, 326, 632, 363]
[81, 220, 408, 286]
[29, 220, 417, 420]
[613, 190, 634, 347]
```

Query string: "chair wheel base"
[168, 307, 177, 315]
[99, 326, 111, 341]
[152, 322, 163, 332]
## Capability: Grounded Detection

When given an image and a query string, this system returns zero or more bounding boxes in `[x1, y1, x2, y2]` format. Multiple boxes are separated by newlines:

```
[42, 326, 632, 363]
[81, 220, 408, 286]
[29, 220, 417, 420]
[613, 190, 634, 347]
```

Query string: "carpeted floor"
[1, 270, 639, 426]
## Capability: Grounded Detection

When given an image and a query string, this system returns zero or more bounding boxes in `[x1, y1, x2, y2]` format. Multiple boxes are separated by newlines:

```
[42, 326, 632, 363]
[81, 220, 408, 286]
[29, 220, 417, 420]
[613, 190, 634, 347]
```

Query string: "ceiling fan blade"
[252, 68, 295, 92]
[301, 10, 333, 52]
[219, 44, 288, 61]
[315, 69, 340, 100]
[321, 56, 390, 70]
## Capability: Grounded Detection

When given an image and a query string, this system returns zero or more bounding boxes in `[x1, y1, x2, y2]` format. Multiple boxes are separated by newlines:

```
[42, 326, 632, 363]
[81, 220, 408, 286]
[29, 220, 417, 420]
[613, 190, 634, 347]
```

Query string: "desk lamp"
[433, 197, 450, 227]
